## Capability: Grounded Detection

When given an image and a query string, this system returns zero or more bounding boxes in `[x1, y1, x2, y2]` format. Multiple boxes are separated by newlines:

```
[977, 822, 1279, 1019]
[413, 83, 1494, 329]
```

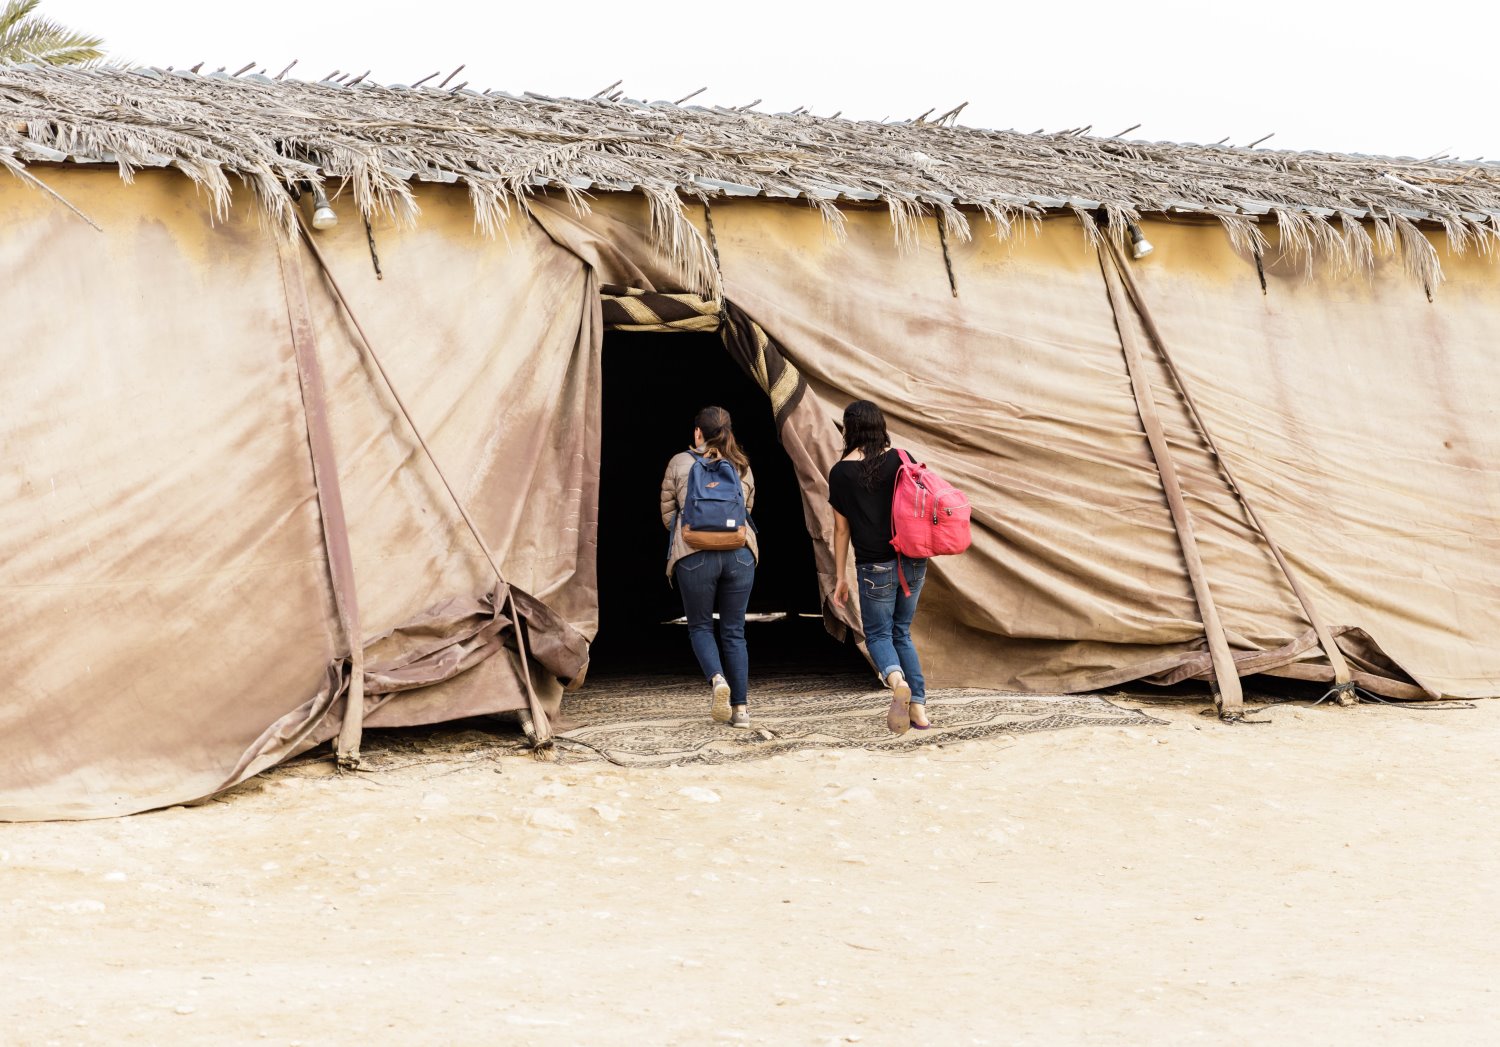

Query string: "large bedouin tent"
[3, 64, 1499, 820]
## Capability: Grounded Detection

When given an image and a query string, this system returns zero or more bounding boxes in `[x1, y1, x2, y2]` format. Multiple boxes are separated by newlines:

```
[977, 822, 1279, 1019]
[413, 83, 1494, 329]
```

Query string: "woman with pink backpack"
[829, 400, 970, 735]
[660, 406, 758, 728]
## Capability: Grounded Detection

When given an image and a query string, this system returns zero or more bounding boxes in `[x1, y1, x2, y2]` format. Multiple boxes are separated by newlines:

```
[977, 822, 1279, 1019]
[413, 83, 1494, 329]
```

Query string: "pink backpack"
[890, 449, 972, 593]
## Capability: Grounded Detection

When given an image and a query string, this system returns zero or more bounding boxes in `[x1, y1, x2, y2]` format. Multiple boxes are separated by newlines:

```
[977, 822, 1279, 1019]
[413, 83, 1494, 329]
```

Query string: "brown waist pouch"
[682, 525, 748, 551]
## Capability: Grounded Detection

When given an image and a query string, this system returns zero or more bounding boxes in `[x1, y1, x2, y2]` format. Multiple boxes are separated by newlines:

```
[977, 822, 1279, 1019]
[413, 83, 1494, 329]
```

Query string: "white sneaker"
[710, 674, 732, 723]
[730, 706, 750, 729]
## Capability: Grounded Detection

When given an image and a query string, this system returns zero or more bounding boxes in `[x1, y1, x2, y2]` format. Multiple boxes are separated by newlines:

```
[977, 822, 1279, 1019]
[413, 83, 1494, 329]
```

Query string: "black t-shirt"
[828, 449, 903, 565]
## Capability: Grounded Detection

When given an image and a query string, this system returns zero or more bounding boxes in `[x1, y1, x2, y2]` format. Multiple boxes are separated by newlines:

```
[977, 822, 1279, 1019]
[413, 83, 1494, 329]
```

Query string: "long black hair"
[695, 405, 750, 476]
[840, 400, 891, 490]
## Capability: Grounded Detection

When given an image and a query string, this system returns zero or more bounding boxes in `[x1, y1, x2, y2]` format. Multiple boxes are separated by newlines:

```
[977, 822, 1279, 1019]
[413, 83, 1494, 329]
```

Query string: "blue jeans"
[856, 558, 927, 704]
[675, 548, 756, 705]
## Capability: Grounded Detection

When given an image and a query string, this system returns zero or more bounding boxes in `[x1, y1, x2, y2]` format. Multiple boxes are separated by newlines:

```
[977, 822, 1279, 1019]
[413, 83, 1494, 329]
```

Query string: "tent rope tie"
[1235, 683, 1477, 715]
[289, 208, 554, 749]
[363, 216, 383, 280]
[1104, 239, 1355, 692]
[550, 735, 630, 767]
[1217, 680, 1477, 722]
[1316, 681, 1474, 710]
[702, 199, 722, 272]
[936, 214, 959, 297]
[1219, 708, 1275, 725]
[1320, 680, 1363, 707]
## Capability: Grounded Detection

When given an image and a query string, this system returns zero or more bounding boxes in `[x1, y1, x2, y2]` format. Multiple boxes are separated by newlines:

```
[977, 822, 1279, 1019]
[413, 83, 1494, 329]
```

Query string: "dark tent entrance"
[589, 329, 869, 682]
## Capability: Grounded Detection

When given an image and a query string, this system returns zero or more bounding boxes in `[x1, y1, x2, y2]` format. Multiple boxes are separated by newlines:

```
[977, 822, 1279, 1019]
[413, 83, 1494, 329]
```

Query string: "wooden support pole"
[1099, 251, 1244, 717]
[1104, 239, 1354, 696]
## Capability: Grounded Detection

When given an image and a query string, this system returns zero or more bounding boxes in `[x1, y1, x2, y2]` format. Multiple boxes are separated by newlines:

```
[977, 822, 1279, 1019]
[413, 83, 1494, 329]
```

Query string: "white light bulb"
[308, 185, 338, 230]
[1127, 223, 1154, 259]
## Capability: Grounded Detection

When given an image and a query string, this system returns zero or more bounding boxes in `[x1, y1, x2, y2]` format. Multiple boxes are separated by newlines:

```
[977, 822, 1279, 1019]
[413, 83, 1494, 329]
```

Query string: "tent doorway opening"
[589, 329, 869, 681]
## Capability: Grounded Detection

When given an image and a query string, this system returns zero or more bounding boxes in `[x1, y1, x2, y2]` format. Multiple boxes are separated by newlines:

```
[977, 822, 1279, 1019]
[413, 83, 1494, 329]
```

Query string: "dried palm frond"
[1, 64, 1498, 284]
[883, 194, 926, 253]
[1071, 206, 1102, 250]
[1391, 213, 1442, 289]
[1337, 212, 1376, 272]
[641, 184, 719, 299]
[1217, 213, 1268, 259]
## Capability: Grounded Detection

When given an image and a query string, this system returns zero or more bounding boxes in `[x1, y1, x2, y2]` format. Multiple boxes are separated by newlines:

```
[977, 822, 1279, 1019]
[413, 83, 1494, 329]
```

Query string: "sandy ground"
[4, 693, 1499, 1046]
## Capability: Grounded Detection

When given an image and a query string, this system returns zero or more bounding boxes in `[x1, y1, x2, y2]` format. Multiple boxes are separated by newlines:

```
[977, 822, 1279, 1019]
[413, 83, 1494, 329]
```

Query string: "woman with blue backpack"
[828, 400, 971, 735]
[660, 405, 758, 728]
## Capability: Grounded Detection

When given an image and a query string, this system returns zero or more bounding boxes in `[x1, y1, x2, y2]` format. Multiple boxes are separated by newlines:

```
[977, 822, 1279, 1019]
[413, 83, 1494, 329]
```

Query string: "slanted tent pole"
[290, 214, 555, 744]
[0, 159, 101, 231]
[275, 239, 367, 765]
[1098, 251, 1245, 717]
[1103, 239, 1357, 702]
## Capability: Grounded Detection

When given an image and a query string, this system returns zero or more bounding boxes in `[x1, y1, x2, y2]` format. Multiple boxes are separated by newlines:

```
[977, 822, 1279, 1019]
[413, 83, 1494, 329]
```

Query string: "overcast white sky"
[45, 0, 1497, 159]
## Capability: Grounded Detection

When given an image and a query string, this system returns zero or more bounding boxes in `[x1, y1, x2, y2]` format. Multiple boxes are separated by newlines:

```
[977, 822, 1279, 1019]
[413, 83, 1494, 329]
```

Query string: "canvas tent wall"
[0, 170, 597, 819]
[2, 65, 1500, 820]
[533, 194, 1500, 702]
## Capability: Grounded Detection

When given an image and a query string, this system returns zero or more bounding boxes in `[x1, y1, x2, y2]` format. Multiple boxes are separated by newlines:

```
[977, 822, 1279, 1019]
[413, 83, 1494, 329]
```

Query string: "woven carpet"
[554, 673, 1163, 767]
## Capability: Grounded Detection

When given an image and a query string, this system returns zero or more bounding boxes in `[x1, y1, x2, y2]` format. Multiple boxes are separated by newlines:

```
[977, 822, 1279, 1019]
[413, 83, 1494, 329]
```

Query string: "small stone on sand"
[525, 809, 578, 834]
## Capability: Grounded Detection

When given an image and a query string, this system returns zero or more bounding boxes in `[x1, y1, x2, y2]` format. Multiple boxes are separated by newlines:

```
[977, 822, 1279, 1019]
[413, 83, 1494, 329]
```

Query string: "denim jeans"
[856, 557, 927, 704]
[675, 548, 756, 705]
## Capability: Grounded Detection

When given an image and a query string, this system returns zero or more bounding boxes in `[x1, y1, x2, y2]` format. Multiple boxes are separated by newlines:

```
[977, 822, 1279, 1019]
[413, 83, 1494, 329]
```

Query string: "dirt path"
[5, 696, 1498, 1045]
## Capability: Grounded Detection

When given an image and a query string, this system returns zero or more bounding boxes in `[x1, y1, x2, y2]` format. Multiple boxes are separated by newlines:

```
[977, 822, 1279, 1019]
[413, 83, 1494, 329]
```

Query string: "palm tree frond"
[0, 1, 44, 35]
[0, 2, 104, 66]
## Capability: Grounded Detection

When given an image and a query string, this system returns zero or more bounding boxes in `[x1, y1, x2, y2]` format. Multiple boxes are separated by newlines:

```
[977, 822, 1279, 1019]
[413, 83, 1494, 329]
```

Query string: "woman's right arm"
[660, 461, 678, 529]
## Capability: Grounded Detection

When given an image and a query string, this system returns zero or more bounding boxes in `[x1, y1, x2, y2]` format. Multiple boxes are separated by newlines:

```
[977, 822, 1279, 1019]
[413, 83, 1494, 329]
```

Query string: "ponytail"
[694, 405, 750, 476]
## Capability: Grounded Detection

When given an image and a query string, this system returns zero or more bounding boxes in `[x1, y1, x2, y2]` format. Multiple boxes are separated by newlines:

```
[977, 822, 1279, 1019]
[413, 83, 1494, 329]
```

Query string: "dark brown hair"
[840, 400, 891, 490]
[695, 405, 750, 476]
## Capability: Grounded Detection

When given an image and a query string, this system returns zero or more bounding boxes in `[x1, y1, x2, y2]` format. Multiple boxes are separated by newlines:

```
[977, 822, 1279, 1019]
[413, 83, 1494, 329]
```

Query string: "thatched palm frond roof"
[2, 63, 1496, 286]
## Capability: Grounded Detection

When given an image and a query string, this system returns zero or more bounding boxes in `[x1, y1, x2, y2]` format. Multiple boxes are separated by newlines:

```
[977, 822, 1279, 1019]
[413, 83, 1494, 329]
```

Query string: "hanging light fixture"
[308, 183, 338, 230]
[1127, 221, 1154, 259]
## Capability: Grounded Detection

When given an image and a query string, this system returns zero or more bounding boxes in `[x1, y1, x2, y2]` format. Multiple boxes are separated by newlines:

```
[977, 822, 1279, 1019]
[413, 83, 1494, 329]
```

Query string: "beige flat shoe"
[886, 670, 911, 734]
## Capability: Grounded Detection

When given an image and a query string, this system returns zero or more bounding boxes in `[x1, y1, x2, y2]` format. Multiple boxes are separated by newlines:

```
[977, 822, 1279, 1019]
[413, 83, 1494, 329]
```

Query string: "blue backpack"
[681, 452, 748, 549]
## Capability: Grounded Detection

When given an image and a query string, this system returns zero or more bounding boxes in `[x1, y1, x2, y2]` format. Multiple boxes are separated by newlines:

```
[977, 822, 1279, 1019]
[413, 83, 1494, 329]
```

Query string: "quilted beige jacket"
[659, 449, 758, 578]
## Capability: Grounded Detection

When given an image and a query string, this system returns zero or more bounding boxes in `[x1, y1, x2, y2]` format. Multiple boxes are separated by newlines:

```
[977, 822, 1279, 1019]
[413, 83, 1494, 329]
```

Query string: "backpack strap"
[892, 448, 915, 597]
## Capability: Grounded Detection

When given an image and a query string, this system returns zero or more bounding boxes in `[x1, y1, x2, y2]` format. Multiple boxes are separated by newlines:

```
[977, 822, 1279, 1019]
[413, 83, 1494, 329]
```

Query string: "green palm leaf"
[0, 0, 104, 65]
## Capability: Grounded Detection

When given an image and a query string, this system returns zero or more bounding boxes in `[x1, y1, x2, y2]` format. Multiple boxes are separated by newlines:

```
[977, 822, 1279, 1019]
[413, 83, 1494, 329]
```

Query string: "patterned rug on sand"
[555, 673, 1164, 767]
